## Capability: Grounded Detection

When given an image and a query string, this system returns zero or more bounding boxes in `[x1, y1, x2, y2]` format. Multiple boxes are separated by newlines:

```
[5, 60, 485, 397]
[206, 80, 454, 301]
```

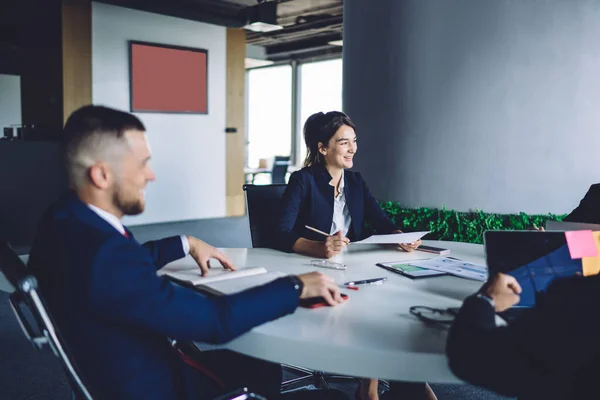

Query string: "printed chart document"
[409, 257, 488, 281]
[352, 231, 429, 245]
[157, 265, 284, 295]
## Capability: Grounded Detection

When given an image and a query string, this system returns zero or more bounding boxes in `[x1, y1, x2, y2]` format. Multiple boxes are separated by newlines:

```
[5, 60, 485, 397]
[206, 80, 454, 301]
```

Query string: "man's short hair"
[63, 105, 146, 190]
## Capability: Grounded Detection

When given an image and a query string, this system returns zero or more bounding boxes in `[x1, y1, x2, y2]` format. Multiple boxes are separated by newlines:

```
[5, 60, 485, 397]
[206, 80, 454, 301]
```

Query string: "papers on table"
[352, 231, 430, 245]
[196, 271, 286, 296]
[408, 257, 488, 281]
[158, 265, 268, 285]
[157, 264, 285, 295]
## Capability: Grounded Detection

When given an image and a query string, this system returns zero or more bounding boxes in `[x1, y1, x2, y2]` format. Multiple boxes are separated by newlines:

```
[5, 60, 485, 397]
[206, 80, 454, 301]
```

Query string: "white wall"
[92, 2, 226, 225]
[0, 74, 21, 130]
[344, 0, 600, 215]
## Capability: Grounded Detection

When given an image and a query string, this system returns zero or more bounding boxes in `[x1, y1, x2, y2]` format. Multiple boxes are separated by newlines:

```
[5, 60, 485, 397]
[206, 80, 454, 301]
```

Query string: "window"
[298, 59, 343, 164]
[245, 57, 343, 170]
[246, 65, 292, 168]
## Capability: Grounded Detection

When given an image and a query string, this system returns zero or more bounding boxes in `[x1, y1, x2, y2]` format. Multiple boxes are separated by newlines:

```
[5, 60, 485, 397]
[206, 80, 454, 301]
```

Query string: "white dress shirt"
[87, 204, 190, 255]
[329, 170, 352, 237]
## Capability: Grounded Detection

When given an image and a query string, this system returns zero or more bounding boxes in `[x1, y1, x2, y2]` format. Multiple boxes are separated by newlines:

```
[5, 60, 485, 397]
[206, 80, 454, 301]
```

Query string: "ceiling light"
[328, 40, 343, 46]
[245, 58, 275, 68]
[244, 2, 283, 33]
[243, 22, 283, 33]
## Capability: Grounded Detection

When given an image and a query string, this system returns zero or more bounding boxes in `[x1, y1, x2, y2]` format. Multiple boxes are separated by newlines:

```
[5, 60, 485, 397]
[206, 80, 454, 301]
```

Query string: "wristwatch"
[287, 275, 304, 296]
[476, 293, 496, 310]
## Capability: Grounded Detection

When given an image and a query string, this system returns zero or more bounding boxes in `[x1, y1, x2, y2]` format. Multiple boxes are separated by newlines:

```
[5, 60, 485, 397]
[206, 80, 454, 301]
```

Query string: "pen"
[305, 225, 331, 237]
[343, 277, 387, 286]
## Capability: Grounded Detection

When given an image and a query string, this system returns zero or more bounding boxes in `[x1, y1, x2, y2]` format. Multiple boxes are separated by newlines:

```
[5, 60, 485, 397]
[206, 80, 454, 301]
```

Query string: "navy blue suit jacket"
[28, 193, 300, 399]
[275, 165, 397, 252]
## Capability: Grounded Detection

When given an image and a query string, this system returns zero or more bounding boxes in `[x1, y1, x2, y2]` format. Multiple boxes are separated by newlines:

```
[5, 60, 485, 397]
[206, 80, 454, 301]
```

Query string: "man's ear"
[88, 163, 112, 189]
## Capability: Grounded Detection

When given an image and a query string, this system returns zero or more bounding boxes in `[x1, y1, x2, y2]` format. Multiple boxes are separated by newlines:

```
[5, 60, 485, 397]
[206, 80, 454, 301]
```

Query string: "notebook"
[157, 265, 285, 296]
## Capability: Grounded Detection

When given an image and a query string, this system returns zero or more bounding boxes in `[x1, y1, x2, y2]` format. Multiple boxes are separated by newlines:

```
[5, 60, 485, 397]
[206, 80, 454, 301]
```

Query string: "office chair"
[243, 184, 287, 249]
[271, 156, 291, 184]
[0, 241, 93, 400]
[1, 242, 267, 400]
[242, 185, 376, 393]
[213, 388, 266, 400]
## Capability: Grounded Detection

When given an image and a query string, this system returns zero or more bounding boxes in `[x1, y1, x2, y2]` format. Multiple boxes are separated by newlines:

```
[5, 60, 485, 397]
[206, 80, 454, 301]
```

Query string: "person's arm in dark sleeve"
[360, 173, 397, 234]
[447, 296, 551, 398]
[275, 171, 307, 252]
[91, 238, 299, 344]
[142, 236, 186, 269]
[564, 184, 600, 223]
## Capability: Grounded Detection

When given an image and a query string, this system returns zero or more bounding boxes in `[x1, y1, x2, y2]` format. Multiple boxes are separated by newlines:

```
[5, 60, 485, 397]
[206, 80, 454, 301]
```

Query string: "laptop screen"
[484, 231, 582, 307]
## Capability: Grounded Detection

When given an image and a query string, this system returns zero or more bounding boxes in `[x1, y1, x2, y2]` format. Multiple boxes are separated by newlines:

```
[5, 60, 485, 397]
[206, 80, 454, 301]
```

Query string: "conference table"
[176, 240, 486, 383]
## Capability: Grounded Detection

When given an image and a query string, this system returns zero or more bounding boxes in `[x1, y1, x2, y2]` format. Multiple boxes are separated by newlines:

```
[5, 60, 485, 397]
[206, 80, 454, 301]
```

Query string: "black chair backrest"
[2, 242, 93, 400]
[243, 184, 287, 248]
[213, 387, 266, 400]
[271, 156, 291, 184]
[0, 241, 29, 289]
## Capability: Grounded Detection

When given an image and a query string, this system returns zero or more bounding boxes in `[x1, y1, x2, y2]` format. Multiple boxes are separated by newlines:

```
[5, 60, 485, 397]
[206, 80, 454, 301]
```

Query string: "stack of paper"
[351, 231, 430, 245]
[157, 265, 284, 295]
[409, 257, 488, 281]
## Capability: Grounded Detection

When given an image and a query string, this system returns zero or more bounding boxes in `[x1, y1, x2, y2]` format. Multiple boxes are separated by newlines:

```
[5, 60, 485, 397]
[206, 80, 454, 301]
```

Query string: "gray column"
[343, 0, 600, 214]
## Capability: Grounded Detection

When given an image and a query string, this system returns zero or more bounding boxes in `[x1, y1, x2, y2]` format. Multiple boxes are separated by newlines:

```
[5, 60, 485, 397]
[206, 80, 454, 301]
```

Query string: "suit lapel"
[314, 165, 335, 233]
[343, 173, 361, 239]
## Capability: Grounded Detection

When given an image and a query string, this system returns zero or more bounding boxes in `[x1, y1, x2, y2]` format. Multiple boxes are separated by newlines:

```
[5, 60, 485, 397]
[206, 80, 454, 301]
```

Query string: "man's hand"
[531, 224, 545, 231]
[297, 271, 345, 306]
[187, 236, 236, 276]
[322, 230, 350, 258]
[481, 273, 522, 312]
[393, 230, 422, 252]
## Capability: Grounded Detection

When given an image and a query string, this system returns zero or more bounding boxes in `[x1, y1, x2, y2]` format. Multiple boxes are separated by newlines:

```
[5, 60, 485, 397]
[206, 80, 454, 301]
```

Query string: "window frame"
[245, 54, 342, 167]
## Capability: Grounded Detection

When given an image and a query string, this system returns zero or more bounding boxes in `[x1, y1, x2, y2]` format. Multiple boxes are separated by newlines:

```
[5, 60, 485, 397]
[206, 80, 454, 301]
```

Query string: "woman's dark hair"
[303, 111, 356, 167]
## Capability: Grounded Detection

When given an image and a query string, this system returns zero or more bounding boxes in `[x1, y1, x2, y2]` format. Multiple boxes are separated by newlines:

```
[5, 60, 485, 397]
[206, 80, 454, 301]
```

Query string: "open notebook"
[157, 265, 285, 296]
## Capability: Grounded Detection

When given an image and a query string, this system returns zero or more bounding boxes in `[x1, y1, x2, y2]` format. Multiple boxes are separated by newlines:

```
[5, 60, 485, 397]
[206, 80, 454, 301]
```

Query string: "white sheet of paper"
[157, 265, 267, 286]
[201, 271, 286, 296]
[409, 257, 488, 281]
[351, 231, 430, 245]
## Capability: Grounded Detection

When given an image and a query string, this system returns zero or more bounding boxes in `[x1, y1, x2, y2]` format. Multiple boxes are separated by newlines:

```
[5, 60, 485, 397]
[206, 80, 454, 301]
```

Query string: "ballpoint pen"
[305, 225, 331, 237]
[343, 277, 387, 286]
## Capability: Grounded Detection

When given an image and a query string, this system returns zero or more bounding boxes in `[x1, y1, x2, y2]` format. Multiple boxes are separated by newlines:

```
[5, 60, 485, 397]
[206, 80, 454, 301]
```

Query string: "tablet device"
[376, 262, 446, 279]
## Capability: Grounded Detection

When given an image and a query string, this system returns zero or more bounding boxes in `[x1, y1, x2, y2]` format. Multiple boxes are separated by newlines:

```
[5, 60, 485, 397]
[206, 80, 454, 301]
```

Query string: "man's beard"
[113, 184, 144, 216]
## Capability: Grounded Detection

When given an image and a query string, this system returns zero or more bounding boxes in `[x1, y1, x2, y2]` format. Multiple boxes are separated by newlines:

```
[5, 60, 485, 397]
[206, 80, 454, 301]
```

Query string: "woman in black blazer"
[275, 112, 435, 400]
[275, 111, 421, 259]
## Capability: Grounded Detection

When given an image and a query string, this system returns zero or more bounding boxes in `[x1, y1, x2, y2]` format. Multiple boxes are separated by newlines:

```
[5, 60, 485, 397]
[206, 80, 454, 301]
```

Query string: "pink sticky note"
[565, 230, 598, 259]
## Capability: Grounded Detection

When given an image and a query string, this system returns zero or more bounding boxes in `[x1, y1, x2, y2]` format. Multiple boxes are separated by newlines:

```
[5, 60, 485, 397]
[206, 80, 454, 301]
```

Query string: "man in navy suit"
[28, 105, 347, 400]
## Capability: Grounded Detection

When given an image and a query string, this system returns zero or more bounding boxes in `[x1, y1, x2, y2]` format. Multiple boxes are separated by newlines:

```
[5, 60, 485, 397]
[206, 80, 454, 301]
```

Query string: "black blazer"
[446, 275, 600, 400]
[275, 164, 397, 252]
[564, 184, 600, 223]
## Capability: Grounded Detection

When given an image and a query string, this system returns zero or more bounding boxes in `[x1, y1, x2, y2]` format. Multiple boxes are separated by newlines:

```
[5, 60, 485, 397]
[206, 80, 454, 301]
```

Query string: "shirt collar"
[87, 204, 126, 235]
[329, 169, 345, 195]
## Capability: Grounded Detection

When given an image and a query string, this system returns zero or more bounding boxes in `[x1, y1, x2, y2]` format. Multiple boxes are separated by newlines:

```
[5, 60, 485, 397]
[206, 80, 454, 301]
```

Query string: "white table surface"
[173, 240, 486, 383]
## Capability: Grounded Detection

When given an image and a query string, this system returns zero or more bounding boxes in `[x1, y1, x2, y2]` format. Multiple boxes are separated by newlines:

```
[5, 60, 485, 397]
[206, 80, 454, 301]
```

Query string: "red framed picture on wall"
[129, 41, 208, 114]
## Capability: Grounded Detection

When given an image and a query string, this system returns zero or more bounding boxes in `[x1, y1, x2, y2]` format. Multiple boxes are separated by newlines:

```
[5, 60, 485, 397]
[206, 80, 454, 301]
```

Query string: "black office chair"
[243, 184, 288, 249]
[271, 156, 291, 184]
[214, 388, 266, 400]
[0, 241, 93, 400]
[1, 242, 267, 400]
[242, 185, 368, 393]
